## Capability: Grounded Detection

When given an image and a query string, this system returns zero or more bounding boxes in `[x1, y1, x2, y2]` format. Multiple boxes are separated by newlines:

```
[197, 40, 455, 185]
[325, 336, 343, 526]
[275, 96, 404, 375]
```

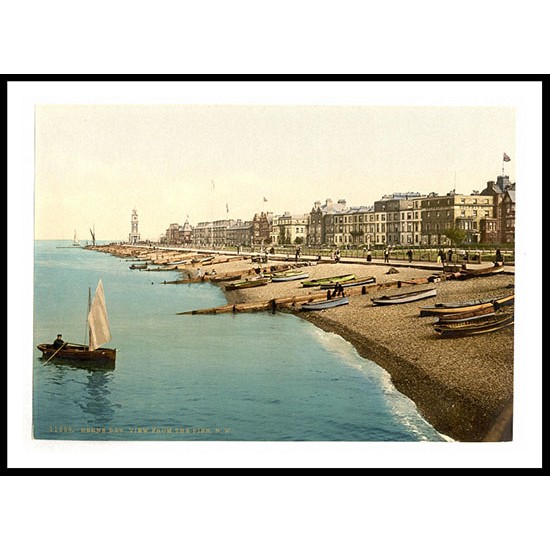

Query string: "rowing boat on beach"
[301, 296, 349, 311]
[459, 265, 505, 278]
[434, 312, 514, 337]
[271, 272, 309, 282]
[434, 311, 496, 324]
[372, 287, 437, 305]
[224, 278, 270, 290]
[208, 274, 242, 283]
[419, 294, 514, 317]
[319, 276, 376, 290]
[301, 274, 356, 287]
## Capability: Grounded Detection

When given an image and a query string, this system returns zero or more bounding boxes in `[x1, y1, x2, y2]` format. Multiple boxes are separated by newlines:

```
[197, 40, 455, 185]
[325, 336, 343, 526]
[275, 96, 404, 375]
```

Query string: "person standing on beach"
[495, 249, 503, 265]
[384, 248, 389, 263]
[407, 249, 413, 262]
[447, 249, 453, 264]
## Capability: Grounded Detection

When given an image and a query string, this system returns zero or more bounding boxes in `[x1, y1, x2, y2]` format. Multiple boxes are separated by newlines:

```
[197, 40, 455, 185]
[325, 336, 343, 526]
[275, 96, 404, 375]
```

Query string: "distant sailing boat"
[37, 279, 116, 367]
[55, 229, 82, 249]
[72, 229, 81, 247]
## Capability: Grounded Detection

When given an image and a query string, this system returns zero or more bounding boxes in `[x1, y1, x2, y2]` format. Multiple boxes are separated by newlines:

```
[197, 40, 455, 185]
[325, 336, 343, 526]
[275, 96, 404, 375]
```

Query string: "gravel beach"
[94, 245, 515, 442]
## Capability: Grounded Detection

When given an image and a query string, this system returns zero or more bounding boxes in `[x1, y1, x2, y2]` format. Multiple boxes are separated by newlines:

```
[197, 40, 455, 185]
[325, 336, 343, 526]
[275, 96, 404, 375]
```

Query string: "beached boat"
[434, 312, 514, 337]
[224, 278, 270, 290]
[459, 265, 505, 278]
[434, 310, 496, 324]
[319, 276, 376, 290]
[419, 294, 514, 317]
[301, 274, 356, 288]
[129, 263, 148, 270]
[301, 296, 350, 311]
[37, 279, 116, 367]
[209, 274, 242, 283]
[191, 255, 214, 264]
[372, 287, 437, 305]
[271, 272, 310, 282]
[166, 259, 191, 266]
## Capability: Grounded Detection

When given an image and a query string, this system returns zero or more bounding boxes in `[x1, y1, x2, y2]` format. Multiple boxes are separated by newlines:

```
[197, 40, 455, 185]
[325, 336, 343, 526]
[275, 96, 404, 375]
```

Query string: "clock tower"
[129, 209, 140, 244]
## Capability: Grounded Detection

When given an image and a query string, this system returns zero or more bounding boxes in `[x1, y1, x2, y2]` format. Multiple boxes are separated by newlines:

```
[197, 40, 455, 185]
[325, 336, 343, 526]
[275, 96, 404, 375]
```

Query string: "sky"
[26, 83, 522, 242]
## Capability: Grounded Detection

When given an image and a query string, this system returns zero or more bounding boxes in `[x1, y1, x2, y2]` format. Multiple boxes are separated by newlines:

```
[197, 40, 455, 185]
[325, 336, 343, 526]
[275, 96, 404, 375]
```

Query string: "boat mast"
[84, 287, 91, 347]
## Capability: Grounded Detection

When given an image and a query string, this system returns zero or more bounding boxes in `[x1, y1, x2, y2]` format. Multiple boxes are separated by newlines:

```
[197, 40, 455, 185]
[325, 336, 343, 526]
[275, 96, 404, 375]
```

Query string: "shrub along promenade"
[90, 244, 515, 442]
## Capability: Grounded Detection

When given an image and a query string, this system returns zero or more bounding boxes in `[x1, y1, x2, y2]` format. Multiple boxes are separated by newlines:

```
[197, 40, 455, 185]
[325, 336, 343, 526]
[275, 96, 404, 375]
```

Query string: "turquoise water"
[33, 241, 447, 441]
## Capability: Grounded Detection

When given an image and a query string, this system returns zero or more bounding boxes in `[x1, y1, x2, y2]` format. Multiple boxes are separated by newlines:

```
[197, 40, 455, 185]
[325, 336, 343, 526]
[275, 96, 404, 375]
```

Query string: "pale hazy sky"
[34, 102, 516, 241]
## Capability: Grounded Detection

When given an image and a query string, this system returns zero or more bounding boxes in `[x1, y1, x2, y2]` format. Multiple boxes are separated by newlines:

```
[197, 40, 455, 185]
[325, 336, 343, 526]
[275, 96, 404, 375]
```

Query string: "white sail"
[87, 279, 111, 351]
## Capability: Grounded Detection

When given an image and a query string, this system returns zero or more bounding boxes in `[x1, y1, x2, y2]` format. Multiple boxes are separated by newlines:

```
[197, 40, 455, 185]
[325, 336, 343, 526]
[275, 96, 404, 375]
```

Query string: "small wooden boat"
[191, 255, 214, 264]
[434, 312, 514, 337]
[459, 265, 504, 278]
[129, 263, 148, 270]
[434, 307, 495, 323]
[301, 296, 349, 310]
[166, 259, 190, 266]
[271, 272, 310, 282]
[37, 279, 116, 367]
[301, 274, 356, 287]
[319, 276, 376, 290]
[37, 343, 116, 365]
[208, 274, 242, 283]
[372, 287, 437, 305]
[434, 309, 495, 327]
[419, 294, 514, 317]
[224, 278, 270, 290]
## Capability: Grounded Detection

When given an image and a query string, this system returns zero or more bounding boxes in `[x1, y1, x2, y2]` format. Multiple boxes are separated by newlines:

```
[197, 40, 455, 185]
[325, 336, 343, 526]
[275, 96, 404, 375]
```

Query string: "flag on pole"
[226, 203, 229, 213]
[211, 180, 215, 190]
[263, 196, 268, 202]
[503, 153, 511, 162]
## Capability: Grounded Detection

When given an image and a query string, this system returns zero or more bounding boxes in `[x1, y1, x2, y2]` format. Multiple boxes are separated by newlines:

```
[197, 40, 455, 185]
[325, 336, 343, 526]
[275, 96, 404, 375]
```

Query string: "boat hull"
[302, 274, 356, 287]
[37, 344, 116, 367]
[372, 288, 437, 305]
[319, 276, 376, 289]
[419, 294, 514, 317]
[224, 279, 269, 290]
[434, 313, 514, 337]
[271, 273, 309, 282]
[301, 297, 349, 310]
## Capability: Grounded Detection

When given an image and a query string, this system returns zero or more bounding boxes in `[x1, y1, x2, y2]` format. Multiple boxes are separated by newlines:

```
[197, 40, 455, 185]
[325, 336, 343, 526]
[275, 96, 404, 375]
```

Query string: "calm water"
[33, 241, 447, 441]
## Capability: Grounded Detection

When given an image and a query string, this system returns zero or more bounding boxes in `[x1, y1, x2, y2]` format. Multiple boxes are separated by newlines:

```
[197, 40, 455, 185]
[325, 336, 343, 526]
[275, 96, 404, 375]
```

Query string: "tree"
[444, 227, 467, 265]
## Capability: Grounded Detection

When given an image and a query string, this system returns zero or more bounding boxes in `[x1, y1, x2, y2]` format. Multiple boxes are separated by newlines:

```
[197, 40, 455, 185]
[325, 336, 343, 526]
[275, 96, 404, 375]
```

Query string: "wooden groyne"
[176, 276, 433, 315]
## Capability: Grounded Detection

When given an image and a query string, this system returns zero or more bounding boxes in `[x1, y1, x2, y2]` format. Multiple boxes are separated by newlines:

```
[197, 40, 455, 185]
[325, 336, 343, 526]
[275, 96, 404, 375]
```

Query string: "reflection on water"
[79, 369, 116, 423]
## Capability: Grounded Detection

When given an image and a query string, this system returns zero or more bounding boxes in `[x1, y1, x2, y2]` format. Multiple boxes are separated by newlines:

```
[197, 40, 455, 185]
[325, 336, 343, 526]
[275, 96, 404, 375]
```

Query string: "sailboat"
[37, 279, 116, 367]
[72, 230, 81, 247]
[56, 230, 82, 249]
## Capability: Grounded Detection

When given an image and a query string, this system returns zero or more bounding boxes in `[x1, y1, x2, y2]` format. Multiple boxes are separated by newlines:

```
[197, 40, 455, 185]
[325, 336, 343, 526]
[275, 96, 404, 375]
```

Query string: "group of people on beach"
[327, 282, 345, 300]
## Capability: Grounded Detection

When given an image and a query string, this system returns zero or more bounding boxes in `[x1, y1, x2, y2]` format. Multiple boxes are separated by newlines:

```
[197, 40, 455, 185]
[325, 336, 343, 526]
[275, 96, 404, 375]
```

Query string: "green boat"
[301, 273, 356, 287]
[224, 278, 270, 291]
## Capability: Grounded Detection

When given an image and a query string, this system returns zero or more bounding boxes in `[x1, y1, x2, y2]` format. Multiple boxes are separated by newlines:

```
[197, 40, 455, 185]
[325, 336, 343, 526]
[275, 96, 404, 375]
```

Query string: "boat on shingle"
[301, 296, 349, 311]
[371, 287, 437, 305]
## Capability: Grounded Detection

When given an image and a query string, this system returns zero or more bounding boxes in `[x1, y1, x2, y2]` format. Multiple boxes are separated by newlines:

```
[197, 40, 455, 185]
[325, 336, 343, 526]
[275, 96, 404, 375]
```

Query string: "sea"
[32, 240, 448, 442]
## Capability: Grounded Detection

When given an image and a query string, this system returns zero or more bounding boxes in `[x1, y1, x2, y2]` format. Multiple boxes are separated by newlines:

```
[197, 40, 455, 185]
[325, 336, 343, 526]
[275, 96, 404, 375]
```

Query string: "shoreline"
[93, 245, 515, 442]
